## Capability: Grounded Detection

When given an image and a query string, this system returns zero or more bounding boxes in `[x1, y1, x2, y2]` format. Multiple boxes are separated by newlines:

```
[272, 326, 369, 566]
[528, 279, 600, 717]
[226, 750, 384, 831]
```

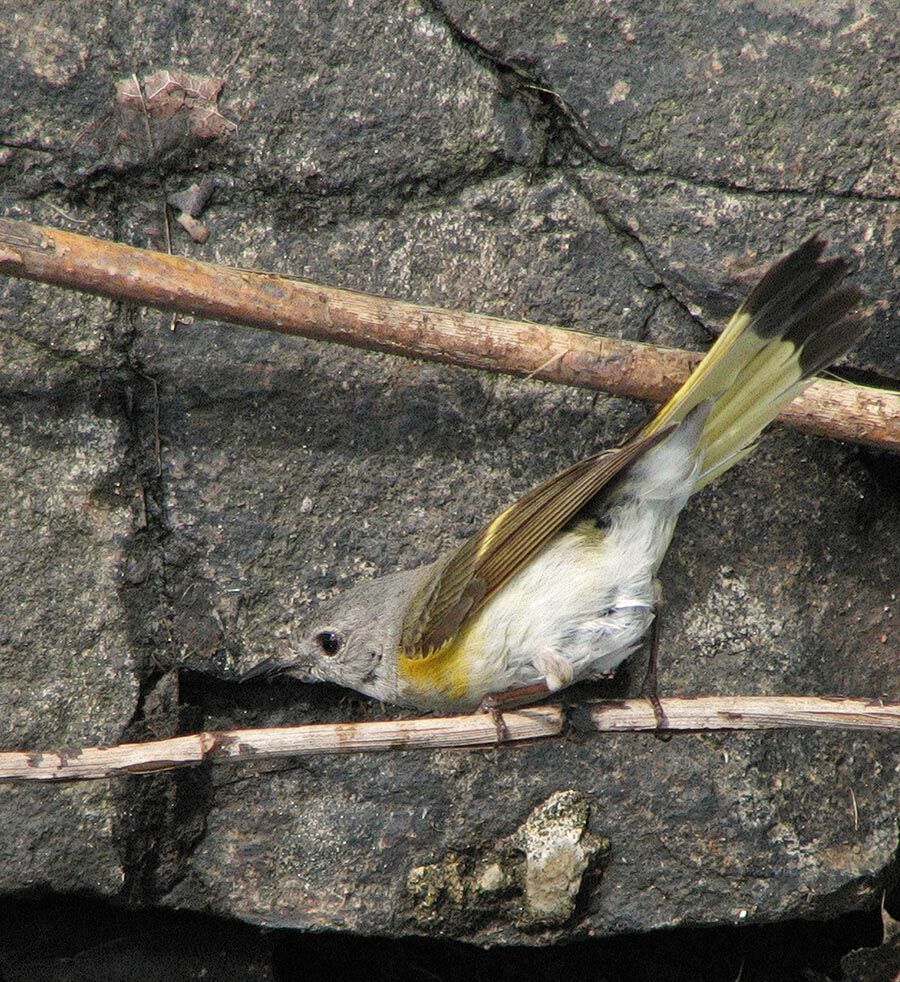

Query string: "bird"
[244, 237, 867, 715]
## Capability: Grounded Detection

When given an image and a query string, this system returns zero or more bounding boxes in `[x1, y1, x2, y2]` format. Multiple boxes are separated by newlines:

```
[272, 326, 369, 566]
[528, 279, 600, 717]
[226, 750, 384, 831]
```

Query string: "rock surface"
[0, 0, 897, 958]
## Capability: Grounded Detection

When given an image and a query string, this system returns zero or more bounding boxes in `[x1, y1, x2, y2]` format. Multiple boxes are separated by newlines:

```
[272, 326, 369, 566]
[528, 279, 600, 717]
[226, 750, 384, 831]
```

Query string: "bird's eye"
[315, 630, 342, 656]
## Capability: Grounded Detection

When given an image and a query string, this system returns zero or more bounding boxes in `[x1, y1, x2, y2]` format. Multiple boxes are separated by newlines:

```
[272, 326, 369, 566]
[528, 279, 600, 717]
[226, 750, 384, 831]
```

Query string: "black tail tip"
[742, 234, 864, 344]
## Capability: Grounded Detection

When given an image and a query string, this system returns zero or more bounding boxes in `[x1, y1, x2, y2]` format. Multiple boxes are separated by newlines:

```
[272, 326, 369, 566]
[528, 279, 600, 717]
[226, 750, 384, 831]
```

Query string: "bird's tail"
[640, 237, 867, 491]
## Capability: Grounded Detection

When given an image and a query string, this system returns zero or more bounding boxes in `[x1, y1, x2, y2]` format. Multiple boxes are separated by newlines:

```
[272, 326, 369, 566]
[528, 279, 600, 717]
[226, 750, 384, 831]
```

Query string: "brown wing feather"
[400, 424, 675, 654]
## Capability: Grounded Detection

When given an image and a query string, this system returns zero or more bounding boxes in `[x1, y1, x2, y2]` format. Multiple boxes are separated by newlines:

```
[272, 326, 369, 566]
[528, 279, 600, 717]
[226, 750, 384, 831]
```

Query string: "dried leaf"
[115, 69, 235, 137]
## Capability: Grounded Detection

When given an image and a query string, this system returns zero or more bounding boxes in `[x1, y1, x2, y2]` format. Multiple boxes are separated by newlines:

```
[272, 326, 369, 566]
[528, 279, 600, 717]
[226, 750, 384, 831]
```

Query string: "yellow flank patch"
[397, 623, 480, 702]
[569, 518, 606, 544]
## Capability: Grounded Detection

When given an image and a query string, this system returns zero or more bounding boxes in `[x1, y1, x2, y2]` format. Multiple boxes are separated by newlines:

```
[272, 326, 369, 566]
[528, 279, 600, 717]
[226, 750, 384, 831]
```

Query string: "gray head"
[263, 566, 427, 704]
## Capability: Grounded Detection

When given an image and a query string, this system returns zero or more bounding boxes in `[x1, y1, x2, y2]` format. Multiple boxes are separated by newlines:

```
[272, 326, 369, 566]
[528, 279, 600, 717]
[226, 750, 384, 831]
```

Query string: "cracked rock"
[0, 0, 896, 952]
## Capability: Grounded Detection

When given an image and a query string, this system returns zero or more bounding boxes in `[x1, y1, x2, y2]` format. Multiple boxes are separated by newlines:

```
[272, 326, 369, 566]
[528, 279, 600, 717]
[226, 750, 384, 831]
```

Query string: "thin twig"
[42, 201, 89, 225]
[0, 218, 896, 450]
[0, 707, 564, 782]
[132, 72, 156, 156]
[590, 696, 900, 732]
[523, 348, 568, 381]
[131, 74, 177, 331]
[2, 697, 898, 784]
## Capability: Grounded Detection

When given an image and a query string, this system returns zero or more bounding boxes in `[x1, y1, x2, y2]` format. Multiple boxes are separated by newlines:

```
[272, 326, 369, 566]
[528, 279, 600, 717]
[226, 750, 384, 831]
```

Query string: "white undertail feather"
[640, 238, 865, 493]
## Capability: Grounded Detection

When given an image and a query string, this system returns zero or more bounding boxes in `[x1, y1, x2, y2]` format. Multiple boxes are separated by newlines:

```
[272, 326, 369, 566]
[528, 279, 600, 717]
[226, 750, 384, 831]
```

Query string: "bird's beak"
[239, 656, 312, 683]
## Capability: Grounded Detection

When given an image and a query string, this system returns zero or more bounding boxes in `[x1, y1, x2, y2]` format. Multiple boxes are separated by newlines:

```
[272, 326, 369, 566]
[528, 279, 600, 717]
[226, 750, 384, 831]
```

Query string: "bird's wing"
[399, 424, 675, 654]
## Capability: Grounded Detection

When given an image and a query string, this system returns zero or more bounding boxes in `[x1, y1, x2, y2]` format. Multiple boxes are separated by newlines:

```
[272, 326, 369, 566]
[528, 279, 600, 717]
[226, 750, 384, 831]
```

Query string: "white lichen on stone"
[404, 790, 607, 931]
[512, 790, 606, 926]
[475, 862, 506, 895]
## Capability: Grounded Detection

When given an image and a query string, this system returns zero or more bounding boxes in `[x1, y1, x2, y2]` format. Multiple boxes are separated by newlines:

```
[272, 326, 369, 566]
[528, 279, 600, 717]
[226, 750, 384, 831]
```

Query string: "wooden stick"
[0, 707, 564, 782]
[591, 696, 900, 732]
[3, 697, 898, 783]
[0, 218, 895, 451]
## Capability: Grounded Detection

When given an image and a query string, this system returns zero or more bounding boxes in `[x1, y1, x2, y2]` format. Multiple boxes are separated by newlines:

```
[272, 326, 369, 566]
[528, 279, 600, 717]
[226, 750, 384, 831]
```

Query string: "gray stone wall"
[0, 0, 897, 955]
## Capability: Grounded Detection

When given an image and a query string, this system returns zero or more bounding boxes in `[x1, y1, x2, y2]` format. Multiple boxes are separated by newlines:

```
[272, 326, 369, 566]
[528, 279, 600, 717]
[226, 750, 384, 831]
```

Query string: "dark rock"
[0, 0, 897, 960]
[0, 398, 135, 896]
[842, 935, 900, 982]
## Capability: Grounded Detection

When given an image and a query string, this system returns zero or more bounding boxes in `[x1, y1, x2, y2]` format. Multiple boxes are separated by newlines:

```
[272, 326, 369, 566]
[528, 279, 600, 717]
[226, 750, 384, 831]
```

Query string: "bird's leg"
[640, 578, 669, 735]
[478, 681, 552, 742]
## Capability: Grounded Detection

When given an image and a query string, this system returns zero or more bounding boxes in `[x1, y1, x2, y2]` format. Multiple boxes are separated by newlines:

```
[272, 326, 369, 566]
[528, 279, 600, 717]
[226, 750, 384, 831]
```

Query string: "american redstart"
[245, 237, 866, 713]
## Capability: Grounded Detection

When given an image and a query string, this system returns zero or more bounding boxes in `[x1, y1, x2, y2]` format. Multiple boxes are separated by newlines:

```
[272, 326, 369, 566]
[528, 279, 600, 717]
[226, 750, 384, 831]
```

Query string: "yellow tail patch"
[640, 237, 864, 492]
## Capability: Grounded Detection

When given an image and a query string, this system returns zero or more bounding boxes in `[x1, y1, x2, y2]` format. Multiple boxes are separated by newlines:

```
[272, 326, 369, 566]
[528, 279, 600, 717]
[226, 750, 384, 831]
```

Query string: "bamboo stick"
[591, 696, 900, 732]
[0, 707, 564, 782]
[3, 697, 899, 783]
[0, 218, 895, 451]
